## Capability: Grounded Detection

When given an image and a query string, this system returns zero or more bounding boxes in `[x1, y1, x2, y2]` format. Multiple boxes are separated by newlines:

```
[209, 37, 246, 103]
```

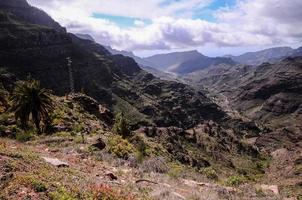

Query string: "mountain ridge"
[225, 46, 302, 65]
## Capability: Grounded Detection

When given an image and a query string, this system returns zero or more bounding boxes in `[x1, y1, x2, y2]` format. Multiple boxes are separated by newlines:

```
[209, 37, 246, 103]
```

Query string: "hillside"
[186, 57, 302, 133]
[1, 69, 299, 199]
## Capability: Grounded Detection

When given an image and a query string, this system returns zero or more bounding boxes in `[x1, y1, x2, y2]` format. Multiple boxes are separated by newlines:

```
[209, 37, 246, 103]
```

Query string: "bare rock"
[259, 184, 279, 195]
[105, 172, 118, 181]
[92, 138, 106, 150]
[42, 157, 69, 168]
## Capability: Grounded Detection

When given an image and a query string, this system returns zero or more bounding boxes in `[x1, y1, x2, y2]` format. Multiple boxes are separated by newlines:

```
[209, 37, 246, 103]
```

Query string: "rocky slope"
[187, 58, 302, 133]
[183, 56, 302, 198]
[2, 68, 299, 199]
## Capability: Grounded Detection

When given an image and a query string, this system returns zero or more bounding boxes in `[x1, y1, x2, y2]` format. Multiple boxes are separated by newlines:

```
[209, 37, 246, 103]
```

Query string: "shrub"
[56, 131, 71, 137]
[16, 131, 34, 142]
[140, 157, 169, 173]
[201, 167, 218, 180]
[131, 135, 148, 163]
[91, 184, 135, 200]
[167, 163, 183, 178]
[49, 187, 75, 200]
[31, 180, 47, 192]
[226, 175, 246, 186]
[107, 135, 134, 159]
[113, 113, 130, 138]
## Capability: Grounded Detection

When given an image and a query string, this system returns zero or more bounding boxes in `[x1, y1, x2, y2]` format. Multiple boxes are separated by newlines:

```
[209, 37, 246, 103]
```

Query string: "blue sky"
[92, 13, 152, 28]
[28, 0, 302, 57]
[93, 0, 237, 27]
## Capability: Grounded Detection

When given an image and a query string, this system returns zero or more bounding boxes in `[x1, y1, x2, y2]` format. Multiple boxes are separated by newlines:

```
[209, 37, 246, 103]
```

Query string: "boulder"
[72, 94, 113, 125]
[105, 172, 118, 181]
[91, 138, 106, 150]
[42, 157, 69, 168]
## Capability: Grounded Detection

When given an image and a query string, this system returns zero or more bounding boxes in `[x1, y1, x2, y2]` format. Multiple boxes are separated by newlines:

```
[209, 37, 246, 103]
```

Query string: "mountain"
[0, 0, 265, 177]
[0, 0, 240, 130]
[105, 46, 154, 67]
[75, 33, 95, 42]
[226, 46, 297, 65]
[292, 46, 302, 57]
[185, 57, 302, 193]
[186, 57, 302, 137]
[144, 50, 202, 70]
[144, 50, 236, 75]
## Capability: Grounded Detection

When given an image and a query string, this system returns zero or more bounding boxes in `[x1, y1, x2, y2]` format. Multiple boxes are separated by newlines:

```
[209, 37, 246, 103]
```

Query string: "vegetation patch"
[91, 184, 136, 200]
[16, 131, 34, 142]
[167, 163, 184, 179]
[107, 135, 135, 159]
[200, 167, 218, 180]
[226, 175, 247, 186]
[49, 187, 76, 200]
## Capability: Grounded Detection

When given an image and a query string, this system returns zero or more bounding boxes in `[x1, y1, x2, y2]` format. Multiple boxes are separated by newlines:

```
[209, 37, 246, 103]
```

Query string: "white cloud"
[27, 0, 302, 52]
[28, 0, 211, 19]
[134, 20, 146, 27]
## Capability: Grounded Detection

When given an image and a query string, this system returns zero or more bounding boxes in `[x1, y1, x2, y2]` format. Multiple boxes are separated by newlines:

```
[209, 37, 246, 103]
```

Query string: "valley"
[0, 0, 301, 199]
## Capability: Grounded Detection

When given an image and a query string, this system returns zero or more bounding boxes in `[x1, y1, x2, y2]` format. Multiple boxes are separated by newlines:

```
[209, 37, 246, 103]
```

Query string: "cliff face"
[0, 0, 66, 33]
[0, 0, 113, 102]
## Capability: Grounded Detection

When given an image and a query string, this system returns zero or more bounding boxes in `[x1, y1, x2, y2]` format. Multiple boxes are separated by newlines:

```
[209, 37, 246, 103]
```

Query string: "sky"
[28, 0, 302, 57]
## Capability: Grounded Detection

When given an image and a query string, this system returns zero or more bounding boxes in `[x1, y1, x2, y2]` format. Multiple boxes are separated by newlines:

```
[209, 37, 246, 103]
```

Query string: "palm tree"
[10, 80, 54, 133]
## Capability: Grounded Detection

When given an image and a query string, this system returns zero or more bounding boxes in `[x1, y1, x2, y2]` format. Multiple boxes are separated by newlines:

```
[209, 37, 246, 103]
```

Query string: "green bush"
[31, 180, 47, 192]
[131, 135, 148, 163]
[16, 131, 34, 142]
[112, 113, 130, 138]
[135, 140, 147, 163]
[168, 163, 183, 178]
[107, 135, 134, 159]
[49, 187, 75, 200]
[56, 131, 71, 137]
[73, 123, 84, 133]
[226, 175, 246, 186]
[201, 167, 218, 180]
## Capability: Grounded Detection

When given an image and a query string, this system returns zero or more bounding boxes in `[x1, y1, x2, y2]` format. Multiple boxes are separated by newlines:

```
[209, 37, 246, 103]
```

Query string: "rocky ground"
[0, 94, 301, 200]
[0, 136, 293, 200]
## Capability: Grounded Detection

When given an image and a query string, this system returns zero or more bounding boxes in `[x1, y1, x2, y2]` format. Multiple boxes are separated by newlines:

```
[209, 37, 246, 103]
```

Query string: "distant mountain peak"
[144, 50, 234, 74]
[75, 34, 95, 42]
[229, 46, 297, 65]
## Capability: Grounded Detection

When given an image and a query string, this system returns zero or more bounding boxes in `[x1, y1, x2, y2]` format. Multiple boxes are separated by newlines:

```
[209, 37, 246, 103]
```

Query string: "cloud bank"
[28, 0, 302, 52]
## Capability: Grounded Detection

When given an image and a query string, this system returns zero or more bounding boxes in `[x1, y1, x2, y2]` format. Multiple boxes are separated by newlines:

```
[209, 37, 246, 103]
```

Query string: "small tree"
[10, 79, 54, 133]
[112, 112, 130, 138]
[0, 84, 8, 111]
